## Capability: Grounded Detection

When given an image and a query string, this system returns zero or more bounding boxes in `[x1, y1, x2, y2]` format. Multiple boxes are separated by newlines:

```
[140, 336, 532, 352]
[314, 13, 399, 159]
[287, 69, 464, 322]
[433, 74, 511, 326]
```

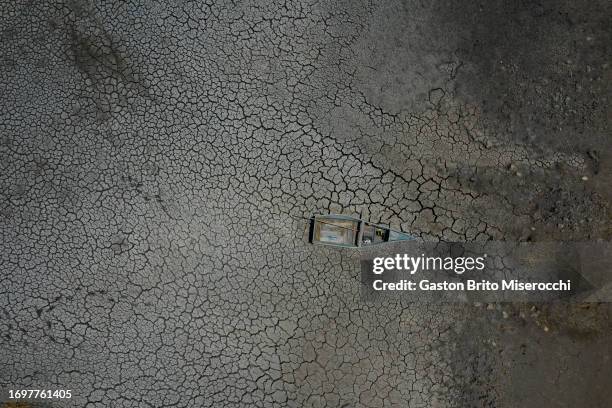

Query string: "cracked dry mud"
[1, 1, 611, 407]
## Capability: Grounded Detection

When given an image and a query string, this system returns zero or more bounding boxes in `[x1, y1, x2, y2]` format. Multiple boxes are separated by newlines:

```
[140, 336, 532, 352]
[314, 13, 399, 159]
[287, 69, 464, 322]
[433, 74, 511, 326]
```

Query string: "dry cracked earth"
[1, 0, 611, 407]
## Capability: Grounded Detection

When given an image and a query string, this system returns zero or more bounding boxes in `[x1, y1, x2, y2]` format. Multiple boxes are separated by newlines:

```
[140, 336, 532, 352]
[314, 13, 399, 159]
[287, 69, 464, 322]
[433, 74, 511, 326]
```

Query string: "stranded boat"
[308, 214, 415, 248]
